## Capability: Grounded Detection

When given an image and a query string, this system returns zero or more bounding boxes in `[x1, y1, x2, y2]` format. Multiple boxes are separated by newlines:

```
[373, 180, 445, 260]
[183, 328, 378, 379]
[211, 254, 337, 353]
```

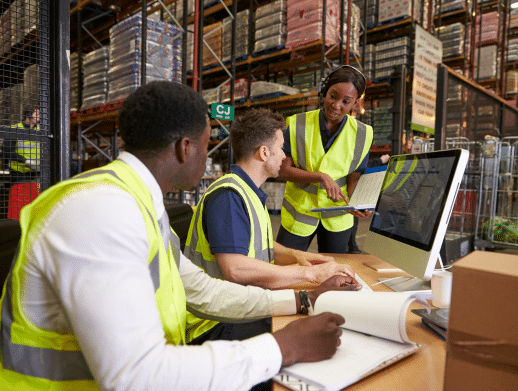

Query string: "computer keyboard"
[354, 273, 373, 291]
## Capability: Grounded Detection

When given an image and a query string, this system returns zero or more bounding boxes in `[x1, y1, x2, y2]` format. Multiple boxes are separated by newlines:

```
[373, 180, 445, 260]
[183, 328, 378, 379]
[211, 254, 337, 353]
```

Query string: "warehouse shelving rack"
[0, 0, 69, 220]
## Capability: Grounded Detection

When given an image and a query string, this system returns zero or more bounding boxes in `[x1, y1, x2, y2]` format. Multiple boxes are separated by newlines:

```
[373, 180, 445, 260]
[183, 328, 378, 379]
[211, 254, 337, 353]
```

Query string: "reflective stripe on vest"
[1, 271, 94, 381]
[9, 123, 41, 173]
[185, 175, 273, 278]
[0, 161, 186, 385]
[282, 110, 373, 235]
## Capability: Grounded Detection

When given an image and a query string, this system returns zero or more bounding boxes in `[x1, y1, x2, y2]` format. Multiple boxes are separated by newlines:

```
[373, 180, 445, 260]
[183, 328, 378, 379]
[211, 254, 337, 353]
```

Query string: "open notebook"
[274, 291, 432, 391]
[310, 166, 387, 212]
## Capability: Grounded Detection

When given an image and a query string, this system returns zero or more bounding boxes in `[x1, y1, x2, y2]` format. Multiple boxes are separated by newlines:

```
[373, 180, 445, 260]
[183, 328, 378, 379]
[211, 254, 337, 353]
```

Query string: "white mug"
[431, 271, 453, 308]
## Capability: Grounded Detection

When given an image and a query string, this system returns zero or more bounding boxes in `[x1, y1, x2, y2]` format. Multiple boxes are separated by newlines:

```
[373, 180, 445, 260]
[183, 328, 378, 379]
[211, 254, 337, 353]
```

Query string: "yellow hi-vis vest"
[8, 123, 41, 173]
[183, 173, 274, 342]
[0, 160, 187, 390]
[381, 155, 418, 194]
[281, 110, 373, 236]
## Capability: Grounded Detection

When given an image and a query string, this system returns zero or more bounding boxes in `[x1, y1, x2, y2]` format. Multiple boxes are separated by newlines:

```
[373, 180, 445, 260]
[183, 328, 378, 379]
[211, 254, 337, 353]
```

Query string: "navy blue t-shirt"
[202, 165, 267, 255]
[282, 110, 369, 173]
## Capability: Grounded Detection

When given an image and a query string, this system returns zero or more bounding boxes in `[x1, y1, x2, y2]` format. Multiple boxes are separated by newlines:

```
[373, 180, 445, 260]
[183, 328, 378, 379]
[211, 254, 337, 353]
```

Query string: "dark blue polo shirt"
[282, 109, 369, 173]
[202, 164, 267, 255]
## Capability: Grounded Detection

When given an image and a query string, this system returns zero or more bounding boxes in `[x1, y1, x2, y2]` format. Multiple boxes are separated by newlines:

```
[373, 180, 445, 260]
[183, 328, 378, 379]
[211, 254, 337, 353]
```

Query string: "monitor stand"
[377, 255, 444, 293]
[378, 277, 431, 292]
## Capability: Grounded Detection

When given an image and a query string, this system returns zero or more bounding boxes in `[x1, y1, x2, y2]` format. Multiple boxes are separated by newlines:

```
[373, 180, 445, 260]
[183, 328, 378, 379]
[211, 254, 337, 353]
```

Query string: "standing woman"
[277, 65, 373, 253]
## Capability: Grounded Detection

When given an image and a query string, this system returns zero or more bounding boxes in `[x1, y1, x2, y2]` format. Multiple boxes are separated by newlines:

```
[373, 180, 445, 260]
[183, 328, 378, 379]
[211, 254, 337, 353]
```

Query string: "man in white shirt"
[0, 81, 360, 391]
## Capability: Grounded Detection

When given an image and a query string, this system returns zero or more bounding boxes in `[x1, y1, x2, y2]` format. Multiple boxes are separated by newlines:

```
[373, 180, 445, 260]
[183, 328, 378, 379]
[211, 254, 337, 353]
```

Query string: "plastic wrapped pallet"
[222, 10, 250, 62]
[254, 1, 287, 54]
[437, 23, 465, 59]
[338, 2, 361, 56]
[505, 71, 518, 95]
[203, 88, 220, 105]
[510, 8, 518, 29]
[508, 37, 518, 62]
[286, 0, 340, 49]
[474, 45, 497, 80]
[378, 0, 421, 25]
[82, 46, 110, 109]
[374, 37, 412, 80]
[221, 78, 249, 102]
[474, 11, 499, 46]
[108, 15, 182, 102]
[203, 22, 222, 67]
[250, 81, 299, 99]
[292, 71, 317, 91]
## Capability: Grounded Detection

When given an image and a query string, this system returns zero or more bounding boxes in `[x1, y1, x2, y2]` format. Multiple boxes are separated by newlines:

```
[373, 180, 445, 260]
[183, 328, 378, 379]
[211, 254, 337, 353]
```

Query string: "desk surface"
[272, 254, 446, 391]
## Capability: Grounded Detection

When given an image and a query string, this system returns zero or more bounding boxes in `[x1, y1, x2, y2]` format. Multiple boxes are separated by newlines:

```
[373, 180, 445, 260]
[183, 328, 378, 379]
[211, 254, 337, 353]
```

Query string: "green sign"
[211, 103, 234, 121]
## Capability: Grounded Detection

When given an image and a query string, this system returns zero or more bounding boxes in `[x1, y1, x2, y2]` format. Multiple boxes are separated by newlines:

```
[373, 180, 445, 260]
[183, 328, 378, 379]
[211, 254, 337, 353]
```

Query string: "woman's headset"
[317, 64, 367, 98]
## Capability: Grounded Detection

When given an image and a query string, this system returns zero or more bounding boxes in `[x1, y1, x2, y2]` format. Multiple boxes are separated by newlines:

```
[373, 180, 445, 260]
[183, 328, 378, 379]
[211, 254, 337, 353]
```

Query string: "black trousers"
[276, 221, 352, 254]
[189, 318, 273, 391]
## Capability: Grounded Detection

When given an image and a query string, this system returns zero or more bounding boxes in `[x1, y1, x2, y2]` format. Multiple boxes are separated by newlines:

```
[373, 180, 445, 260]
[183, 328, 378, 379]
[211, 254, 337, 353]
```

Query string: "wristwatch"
[298, 290, 312, 315]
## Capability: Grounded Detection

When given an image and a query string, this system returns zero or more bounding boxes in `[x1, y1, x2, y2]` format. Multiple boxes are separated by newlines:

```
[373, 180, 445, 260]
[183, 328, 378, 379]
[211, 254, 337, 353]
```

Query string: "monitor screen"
[370, 151, 460, 252]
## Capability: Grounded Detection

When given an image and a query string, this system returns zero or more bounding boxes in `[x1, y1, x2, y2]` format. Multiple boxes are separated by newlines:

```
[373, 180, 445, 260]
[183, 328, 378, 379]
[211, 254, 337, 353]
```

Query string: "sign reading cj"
[211, 103, 234, 121]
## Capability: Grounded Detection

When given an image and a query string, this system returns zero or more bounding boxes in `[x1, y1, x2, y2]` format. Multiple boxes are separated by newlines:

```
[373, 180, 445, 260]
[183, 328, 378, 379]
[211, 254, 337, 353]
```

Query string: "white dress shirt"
[21, 151, 297, 391]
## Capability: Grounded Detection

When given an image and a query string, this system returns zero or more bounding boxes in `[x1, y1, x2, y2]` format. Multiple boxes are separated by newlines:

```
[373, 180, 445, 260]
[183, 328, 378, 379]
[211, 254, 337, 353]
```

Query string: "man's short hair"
[118, 81, 208, 156]
[230, 108, 285, 162]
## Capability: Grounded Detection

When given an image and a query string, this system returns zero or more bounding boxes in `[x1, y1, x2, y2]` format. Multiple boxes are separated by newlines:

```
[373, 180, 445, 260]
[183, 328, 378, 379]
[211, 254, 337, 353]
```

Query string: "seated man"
[0, 81, 360, 391]
[184, 108, 357, 343]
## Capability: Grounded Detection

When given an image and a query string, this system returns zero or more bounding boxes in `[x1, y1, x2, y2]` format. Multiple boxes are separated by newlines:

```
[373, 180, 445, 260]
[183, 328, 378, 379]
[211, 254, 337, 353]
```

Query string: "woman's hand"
[320, 173, 348, 203]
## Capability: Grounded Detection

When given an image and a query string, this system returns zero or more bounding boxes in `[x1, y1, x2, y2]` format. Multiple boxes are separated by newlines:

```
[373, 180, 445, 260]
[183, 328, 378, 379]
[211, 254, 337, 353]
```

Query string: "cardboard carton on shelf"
[444, 251, 518, 390]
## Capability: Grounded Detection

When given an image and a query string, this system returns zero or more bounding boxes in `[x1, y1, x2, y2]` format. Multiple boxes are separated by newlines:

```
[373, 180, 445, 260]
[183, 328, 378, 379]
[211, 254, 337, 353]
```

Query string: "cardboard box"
[444, 251, 518, 390]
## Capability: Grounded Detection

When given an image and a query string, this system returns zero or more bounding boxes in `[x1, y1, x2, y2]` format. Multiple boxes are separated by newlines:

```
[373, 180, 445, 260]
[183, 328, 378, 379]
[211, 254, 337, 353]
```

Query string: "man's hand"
[308, 275, 362, 306]
[319, 173, 347, 203]
[347, 209, 373, 218]
[296, 252, 335, 266]
[306, 262, 356, 284]
[273, 312, 345, 366]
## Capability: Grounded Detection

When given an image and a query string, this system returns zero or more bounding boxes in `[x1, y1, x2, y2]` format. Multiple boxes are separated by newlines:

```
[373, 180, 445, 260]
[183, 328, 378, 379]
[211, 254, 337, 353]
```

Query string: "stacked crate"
[362, 44, 375, 82]
[437, 23, 467, 60]
[510, 8, 518, 29]
[436, 0, 469, 14]
[292, 69, 318, 92]
[203, 22, 222, 67]
[82, 46, 110, 109]
[355, 0, 377, 29]
[474, 45, 497, 80]
[338, 2, 361, 57]
[506, 71, 518, 95]
[254, 0, 287, 54]
[107, 15, 182, 103]
[374, 36, 412, 81]
[473, 11, 499, 46]
[162, 0, 195, 22]
[507, 37, 518, 63]
[371, 107, 392, 147]
[378, 0, 421, 25]
[70, 52, 82, 111]
[285, 0, 340, 50]
[222, 10, 250, 62]
[250, 81, 299, 100]
[221, 78, 249, 102]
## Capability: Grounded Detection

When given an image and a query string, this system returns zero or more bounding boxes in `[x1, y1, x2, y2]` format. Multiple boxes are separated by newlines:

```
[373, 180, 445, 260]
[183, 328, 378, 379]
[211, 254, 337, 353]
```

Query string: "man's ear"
[257, 145, 269, 162]
[175, 137, 191, 164]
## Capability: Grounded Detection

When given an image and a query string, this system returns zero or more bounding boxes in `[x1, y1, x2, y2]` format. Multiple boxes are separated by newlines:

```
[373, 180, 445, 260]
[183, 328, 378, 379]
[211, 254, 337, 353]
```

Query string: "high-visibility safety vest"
[184, 173, 274, 342]
[8, 123, 41, 173]
[381, 155, 418, 194]
[281, 110, 373, 236]
[0, 160, 187, 390]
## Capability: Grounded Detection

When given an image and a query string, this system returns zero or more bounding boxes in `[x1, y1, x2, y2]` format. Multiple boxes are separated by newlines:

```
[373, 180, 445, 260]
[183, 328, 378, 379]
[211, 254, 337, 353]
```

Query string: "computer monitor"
[363, 149, 469, 292]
